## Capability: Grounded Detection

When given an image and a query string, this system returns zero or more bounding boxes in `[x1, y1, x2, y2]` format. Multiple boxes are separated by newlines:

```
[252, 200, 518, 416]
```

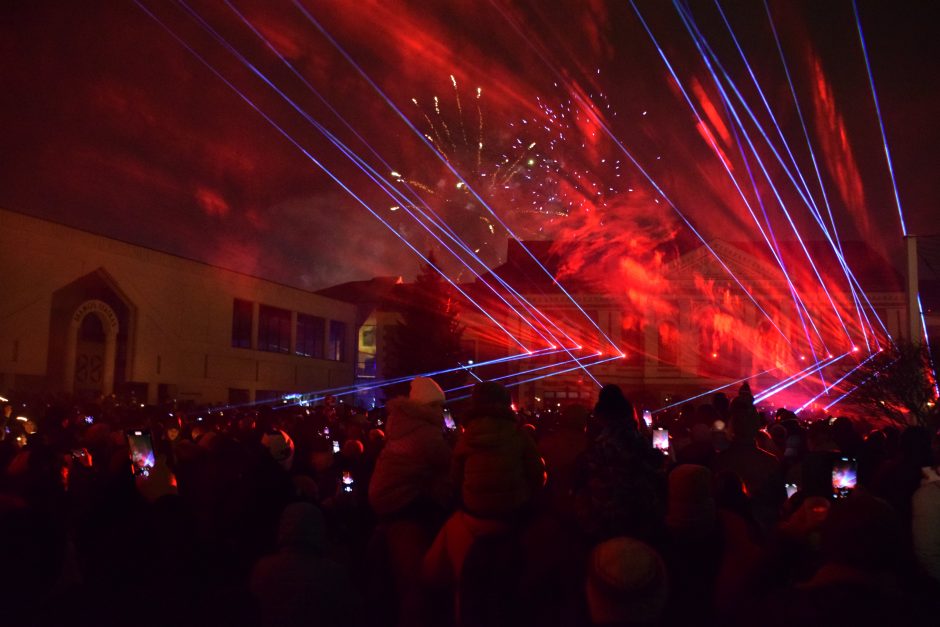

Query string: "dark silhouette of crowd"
[1, 378, 939, 627]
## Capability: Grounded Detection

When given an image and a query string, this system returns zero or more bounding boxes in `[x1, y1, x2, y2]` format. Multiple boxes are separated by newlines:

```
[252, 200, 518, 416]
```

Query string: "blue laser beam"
[757, 0, 873, 352]
[183, 0, 555, 349]
[220, 0, 582, 353]
[445, 349, 605, 395]
[653, 367, 779, 414]
[822, 358, 899, 412]
[795, 351, 881, 413]
[682, 0, 886, 349]
[137, 1, 531, 353]
[645, 3, 853, 351]
[293, 0, 620, 355]
[852, 0, 908, 237]
[917, 294, 939, 398]
[232, 347, 567, 413]
[445, 354, 622, 402]
[754, 355, 838, 402]
[755, 352, 850, 403]
[682, 0, 872, 351]
[672, 1, 825, 360]
[487, 0, 791, 346]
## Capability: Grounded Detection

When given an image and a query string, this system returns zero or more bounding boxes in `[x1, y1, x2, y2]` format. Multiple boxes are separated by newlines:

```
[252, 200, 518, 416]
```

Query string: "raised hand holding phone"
[832, 457, 857, 498]
[653, 428, 669, 452]
[126, 429, 155, 477]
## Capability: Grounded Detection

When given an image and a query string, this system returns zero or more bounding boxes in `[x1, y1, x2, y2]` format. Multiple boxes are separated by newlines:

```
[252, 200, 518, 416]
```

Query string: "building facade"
[320, 237, 908, 410]
[467, 239, 908, 409]
[0, 208, 355, 405]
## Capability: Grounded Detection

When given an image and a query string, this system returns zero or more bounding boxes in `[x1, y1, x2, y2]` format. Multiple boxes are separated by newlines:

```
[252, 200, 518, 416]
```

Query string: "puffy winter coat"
[452, 410, 544, 518]
[250, 503, 359, 627]
[368, 397, 452, 516]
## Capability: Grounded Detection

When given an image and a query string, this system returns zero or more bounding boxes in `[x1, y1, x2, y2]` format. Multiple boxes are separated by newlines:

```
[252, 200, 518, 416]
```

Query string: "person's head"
[729, 397, 760, 443]
[408, 377, 445, 410]
[2, 404, 12, 419]
[807, 419, 836, 452]
[261, 429, 295, 471]
[594, 384, 636, 430]
[586, 537, 668, 626]
[469, 381, 514, 421]
[712, 392, 730, 418]
[665, 464, 717, 538]
[341, 438, 364, 458]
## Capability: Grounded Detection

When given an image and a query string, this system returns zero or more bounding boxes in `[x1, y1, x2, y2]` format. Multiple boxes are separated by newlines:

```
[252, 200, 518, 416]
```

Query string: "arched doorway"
[64, 300, 119, 396]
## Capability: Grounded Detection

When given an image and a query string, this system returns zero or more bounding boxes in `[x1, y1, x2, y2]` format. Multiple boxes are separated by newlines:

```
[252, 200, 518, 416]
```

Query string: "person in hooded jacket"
[368, 377, 453, 519]
[451, 381, 544, 520]
[422, 381, 544, 625]
[250, 501, 360, 627]
[366, 377, 452, 627]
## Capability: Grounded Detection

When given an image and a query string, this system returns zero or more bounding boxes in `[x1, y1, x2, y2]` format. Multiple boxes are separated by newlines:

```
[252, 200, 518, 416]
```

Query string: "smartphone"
[332, 440, 341, 454]
[126, 429, 156, 477]
[642, 410, 653, 428]
[653, 428, 669, 452]
[443, 408, 456, 431]
[832, 457, 857, 498]
[785, 483, 798, 499]
[341, 470, 355, 493]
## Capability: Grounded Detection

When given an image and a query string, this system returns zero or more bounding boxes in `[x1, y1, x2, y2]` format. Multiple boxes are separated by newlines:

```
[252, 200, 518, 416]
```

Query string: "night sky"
[1, 0, 937, 290]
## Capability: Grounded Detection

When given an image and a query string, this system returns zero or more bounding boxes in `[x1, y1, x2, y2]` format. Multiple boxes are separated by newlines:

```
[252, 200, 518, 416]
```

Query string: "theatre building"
[465, 239, 908, 408]
[0, 208, 355, 405]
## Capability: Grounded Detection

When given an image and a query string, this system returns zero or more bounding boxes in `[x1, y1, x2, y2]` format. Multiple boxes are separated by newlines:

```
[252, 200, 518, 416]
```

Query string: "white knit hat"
[409, 377, 445, 405]
[261, 429, 295, 470]
[586, 537, 668, 625]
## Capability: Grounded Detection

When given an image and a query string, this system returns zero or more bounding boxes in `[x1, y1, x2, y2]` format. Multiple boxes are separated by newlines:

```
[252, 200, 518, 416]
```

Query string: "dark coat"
[452, 410, 543, 518]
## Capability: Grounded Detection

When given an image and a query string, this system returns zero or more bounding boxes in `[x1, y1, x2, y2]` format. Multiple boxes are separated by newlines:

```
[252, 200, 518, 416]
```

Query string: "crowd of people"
[1, 378, 939, 626]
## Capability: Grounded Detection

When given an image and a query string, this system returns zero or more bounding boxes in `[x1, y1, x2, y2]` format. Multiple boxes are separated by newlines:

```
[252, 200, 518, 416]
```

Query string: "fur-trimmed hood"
[385, 397, 444, 439]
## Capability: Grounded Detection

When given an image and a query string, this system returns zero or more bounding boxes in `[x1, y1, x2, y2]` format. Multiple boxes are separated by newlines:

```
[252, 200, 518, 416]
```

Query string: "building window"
[258, 305, 291, 353]
[358, 356, 377, 378]
[232, 299, 253, 348]
[361, 324, 376, 348]
[328, 320, 347, 361]
[296, 313, 325, 358]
